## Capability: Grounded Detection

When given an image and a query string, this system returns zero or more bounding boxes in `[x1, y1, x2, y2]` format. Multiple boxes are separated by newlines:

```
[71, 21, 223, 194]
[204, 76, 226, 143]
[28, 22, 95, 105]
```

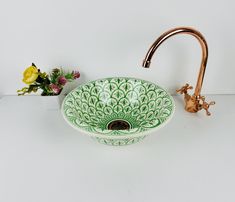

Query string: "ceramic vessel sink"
[62, 77, 174, 146]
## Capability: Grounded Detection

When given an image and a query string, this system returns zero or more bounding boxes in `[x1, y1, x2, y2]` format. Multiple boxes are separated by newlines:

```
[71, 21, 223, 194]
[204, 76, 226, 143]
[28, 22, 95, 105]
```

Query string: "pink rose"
[50, 84, 61, 94]
[73, 71, 80, 79]
[58, 76, 67, 85]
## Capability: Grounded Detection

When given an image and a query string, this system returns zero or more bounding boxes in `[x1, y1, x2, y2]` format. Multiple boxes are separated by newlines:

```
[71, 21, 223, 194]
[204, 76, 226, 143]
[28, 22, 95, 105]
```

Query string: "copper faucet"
[142, 27, 215, 116]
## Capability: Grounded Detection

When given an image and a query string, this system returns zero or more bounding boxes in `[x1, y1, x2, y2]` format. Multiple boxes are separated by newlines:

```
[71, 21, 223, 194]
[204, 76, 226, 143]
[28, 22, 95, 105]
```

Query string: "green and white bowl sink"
[62, 77, 174, 146]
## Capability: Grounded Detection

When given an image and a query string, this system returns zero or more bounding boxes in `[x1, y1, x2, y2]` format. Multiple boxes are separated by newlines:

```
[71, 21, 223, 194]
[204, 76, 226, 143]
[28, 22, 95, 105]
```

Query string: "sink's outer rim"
[61, 77, 175, 139]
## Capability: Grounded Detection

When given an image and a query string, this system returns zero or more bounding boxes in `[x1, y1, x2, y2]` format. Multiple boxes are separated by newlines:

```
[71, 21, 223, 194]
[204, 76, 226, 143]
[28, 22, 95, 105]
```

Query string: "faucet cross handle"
[199, 96, 216, 116]
[176, 83, 193, 95]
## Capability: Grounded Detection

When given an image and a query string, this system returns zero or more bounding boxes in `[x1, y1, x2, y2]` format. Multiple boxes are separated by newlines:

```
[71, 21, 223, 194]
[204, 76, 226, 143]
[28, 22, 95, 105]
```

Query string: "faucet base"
[176, 83, 215, 116]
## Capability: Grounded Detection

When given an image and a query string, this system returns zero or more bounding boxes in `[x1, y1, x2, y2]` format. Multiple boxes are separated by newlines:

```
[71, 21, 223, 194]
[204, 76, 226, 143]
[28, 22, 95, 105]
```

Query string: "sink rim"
[61, 77, 175, 139]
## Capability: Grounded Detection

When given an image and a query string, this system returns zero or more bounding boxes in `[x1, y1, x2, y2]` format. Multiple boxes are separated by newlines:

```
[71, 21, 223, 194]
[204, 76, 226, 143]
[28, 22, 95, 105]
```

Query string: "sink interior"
[62, 77, 174, 137]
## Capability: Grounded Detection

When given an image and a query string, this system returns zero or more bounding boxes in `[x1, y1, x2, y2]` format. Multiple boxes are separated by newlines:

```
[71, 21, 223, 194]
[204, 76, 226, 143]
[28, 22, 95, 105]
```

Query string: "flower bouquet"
[17, 63, 80, 96]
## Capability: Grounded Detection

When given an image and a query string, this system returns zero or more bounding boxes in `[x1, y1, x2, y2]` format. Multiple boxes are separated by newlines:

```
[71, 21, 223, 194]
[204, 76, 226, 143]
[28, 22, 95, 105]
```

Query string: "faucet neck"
[142, 27, 208, 97]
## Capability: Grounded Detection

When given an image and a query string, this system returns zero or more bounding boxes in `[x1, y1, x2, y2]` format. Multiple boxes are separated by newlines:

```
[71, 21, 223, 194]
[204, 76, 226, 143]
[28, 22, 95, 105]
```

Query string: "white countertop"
[0, 95, 234, 202]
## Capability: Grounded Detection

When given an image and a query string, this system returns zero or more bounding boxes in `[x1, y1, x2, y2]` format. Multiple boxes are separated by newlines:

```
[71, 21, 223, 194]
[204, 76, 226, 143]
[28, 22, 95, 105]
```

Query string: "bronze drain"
[108, 120, 130, 130]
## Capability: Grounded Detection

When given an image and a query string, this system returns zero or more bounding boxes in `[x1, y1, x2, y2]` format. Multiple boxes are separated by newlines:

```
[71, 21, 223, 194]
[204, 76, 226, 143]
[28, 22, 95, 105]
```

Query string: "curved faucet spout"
[142, 27, 215, 115]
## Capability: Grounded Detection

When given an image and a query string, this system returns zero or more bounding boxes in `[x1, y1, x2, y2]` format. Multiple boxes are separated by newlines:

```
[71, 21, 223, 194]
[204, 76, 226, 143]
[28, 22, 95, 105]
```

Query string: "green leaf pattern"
[63, 78, 174, 142]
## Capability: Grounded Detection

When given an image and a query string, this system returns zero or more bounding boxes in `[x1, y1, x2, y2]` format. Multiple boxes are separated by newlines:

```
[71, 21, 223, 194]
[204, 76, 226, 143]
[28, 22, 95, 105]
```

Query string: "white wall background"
[0, 0, 234, 95]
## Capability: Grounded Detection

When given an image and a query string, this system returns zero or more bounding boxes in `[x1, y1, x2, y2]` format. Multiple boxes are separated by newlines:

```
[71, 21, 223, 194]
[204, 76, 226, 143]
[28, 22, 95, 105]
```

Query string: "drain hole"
[108, 120, 131, 130]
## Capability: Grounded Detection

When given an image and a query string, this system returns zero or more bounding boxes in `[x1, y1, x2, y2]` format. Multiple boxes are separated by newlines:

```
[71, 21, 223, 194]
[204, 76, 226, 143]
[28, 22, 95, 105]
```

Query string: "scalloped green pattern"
[62, 77, 174, 145]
